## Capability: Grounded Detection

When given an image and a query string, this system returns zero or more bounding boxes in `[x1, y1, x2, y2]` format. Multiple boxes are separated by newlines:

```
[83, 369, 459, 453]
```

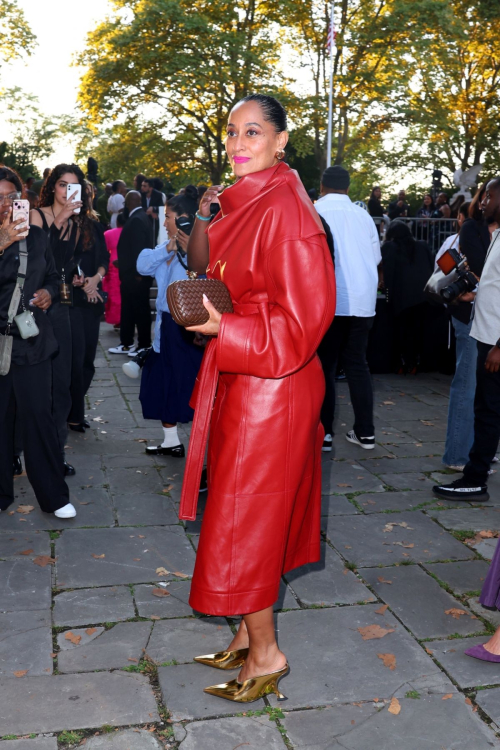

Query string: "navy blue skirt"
[139, 312, 204, 424]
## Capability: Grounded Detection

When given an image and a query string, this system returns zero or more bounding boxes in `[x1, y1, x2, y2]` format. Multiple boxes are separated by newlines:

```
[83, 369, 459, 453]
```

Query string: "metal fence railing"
[373, 216, 458, 255]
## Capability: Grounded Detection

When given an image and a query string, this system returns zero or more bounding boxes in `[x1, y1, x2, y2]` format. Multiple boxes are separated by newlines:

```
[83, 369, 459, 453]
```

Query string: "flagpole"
[326, 0, 335, 168]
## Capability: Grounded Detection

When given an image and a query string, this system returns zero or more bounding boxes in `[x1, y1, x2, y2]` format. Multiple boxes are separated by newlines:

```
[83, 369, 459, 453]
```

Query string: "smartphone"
[175, 215, 194, 236]
[12, 199, 30, 238]
[66, 183, 82, 214]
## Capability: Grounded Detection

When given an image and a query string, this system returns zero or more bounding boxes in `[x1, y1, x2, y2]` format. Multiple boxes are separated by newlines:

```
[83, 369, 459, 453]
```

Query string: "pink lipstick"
[233, 156, 251, 164]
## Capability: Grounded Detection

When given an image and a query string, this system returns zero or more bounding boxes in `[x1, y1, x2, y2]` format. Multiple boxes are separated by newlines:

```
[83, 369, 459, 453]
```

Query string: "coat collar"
[218, 161, 290, 216]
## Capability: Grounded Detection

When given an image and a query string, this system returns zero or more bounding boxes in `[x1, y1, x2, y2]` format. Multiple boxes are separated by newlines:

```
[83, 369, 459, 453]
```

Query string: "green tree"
[0, 0, 36, 65]
[78, 0, 292, 183]
[404, 0, 500, 179]
[285, 0, 452, 173]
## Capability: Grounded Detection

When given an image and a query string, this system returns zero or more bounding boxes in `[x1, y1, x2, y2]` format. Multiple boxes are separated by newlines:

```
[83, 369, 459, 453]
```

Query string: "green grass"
[159, 659, 179, 666]
[101, 725, 114, 734]
[58, 730, 84, 745]
[451, 530, 475, 542]
[405, 690, 421, 699]
[49, 530, 61, 540]
[345, 561, 357, 572]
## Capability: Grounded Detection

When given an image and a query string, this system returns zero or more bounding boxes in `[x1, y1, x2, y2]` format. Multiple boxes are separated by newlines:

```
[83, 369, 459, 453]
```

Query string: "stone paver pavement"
[2, 324, 500, 748]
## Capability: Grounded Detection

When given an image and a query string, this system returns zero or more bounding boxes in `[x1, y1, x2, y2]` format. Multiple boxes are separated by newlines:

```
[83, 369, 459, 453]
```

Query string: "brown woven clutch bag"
[167, 278, 234, 327]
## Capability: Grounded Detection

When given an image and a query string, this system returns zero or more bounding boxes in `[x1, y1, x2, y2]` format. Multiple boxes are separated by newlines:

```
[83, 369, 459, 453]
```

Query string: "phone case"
[67, 184, 82, 214]
[12, 200, 30, 238]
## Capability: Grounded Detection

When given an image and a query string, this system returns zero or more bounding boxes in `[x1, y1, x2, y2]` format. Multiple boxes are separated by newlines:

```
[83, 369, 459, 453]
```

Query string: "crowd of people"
[1, 92, 500, 699]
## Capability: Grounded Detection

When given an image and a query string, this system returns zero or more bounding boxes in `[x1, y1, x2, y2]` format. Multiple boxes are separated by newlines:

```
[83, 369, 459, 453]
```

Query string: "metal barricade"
[372, 216, 458, 255]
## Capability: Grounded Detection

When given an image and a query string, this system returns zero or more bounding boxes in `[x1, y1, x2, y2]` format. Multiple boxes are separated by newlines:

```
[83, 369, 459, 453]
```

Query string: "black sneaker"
[345, 430, 375, 450]
[432, 476, 488, 501]
[13, 455, 23, 476]
[146, 443, 185, 458]
[322, 434, 333, 452]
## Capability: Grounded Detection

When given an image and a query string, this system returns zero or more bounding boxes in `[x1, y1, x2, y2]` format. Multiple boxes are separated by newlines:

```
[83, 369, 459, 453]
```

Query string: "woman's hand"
[54, 191, 83, 227]
[30, 289, 52, 310]
[0, 210, 26, 253]
[85, 289, 103, 305]
[83, 274, 100, 296]
[186, 294, 222, 336]
[72, 273, 85, 287]
[198, 186, 223, 217]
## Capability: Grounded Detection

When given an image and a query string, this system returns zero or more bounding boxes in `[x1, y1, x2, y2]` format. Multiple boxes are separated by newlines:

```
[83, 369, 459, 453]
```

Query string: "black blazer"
[117, 209, 154, 282]
[141, 189, 164, 213]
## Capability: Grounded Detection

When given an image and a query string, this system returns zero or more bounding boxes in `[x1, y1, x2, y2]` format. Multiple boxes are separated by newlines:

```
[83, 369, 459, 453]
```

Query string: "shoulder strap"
[7, 239, 28, 325]
[34, 207, 50, 233]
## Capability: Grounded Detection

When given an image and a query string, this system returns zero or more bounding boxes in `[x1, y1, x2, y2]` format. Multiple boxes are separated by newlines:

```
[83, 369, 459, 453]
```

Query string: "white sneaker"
[108, 344, 137, 355]
[346, 430, 375, 450]
[54, 503, 77, 519]
[322, 434, 333, 452]
[128, 347, 147, 357]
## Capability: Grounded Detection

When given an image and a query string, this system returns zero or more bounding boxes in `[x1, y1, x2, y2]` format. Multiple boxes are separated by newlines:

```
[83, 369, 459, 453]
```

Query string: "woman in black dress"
[381, 220, 434, 374]
[0, 166, 75, 518]
[32, 164, 109, 434]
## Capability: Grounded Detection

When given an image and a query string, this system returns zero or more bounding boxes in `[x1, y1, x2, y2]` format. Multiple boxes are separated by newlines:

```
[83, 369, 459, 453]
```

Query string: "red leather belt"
[179, 303, 261, 521]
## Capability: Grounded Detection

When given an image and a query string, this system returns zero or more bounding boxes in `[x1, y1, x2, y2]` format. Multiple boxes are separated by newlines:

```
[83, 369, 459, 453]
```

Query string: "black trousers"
[318, 315, 375, 437]
[47, 304, 72, 455]
[0, 359, 70, 512]
[395, 303, 426, 370]
[464, 342, 500, 485]
[120, 277, 152, 350]
[68, 306, 101, 424]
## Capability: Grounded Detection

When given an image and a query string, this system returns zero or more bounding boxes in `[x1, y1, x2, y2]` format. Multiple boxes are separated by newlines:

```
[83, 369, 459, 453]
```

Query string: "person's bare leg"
[483, 624, 500, 655]
[227, 618, 249, 650]
[237, 606, 287, 682]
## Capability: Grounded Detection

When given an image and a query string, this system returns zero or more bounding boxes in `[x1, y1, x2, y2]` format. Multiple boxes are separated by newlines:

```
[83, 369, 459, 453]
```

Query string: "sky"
[5, 0, 112, 165]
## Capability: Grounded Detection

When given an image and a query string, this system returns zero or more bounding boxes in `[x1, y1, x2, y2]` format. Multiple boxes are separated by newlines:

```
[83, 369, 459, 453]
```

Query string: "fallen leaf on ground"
[18, 549, 33, 555]
[465, 697, 473, 706]
[65, 631, 82, 645]
[16, 505, 34, 514]
[13, 670, 28, 678]
[151, 615, 161, 620]
[426, 648, 433, 655]
[152, 588, 171, 598]
[421, 421, 434, 426]
[33, 555, 55, 567]
[173, 571, 189, 579]
[388, 697, 401, 715]
[393, 542, 414, 548]
[478, 530, 495, 538]
[358, 624, 395, 640]
[79, 501, 90, 505]
[375, 604, 389, 615]
[383, 401, 395, 405]
[377, 576, 392, 584]
[138, 535, 145, 539]
[133, 558, 141, 561]
[163, 485, 173, 493]
[50, 652, 57, 658]
[377, 653, 396, 670]
[91, 553, 105, 559]
[337, 483, 352, 488]
[156, 567, 170, 576]
[445, 608, 468, 620]
[127, 657, 138, 663]
[383, 521, 413, 533]
[85, 628, 97, 636]
[442, 694, 453, 700]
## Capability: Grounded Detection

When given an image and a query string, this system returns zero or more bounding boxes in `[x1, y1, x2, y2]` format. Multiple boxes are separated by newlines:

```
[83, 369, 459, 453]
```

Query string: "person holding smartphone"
[0, 166, 76, 518]
[137, 186, 204, 455]
[31, 163, 109, 439]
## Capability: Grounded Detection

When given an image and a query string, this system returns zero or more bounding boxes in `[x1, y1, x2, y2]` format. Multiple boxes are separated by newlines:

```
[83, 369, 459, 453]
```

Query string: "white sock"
[161, 425, 179, 448]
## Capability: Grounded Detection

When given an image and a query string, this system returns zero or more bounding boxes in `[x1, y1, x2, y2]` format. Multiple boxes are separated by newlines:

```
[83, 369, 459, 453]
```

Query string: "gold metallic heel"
[194, 648, 249, 670]
[203, 663, 289, 703]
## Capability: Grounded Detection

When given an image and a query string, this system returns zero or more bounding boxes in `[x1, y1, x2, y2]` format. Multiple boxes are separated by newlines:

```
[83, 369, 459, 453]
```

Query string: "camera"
[436, 246, 478, 303]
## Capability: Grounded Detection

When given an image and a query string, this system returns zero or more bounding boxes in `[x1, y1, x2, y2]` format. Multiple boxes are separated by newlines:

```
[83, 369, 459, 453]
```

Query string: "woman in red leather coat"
[181, 94, 336, 703]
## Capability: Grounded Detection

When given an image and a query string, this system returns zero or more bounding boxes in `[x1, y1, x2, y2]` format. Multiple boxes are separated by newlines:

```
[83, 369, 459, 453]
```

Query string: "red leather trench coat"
[180, 162, 336, 615]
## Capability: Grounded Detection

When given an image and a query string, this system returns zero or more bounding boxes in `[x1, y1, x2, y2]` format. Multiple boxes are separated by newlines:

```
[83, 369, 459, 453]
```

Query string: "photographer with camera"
[437, 190, 491, 471]
[136, 186, 204, 457]
[433, 177, 500, 502]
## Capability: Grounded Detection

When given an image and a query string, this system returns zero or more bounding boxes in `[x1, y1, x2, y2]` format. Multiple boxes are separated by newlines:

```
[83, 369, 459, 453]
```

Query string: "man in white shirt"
[316, 166, 381, 451]
[107, 180, 127, 228]
[434, 177, 500, 502]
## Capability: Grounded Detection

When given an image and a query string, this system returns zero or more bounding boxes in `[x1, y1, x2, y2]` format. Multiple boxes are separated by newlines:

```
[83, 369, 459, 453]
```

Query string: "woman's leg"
[231, 606, 287, 682]
[0, 369, 16, 510]
[68, 307, 86, 424]
[81, 308, 101, 395]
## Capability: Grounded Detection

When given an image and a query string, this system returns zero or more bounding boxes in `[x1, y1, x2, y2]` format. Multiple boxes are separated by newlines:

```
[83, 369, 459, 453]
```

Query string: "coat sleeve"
[216, 235, 336, 378]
